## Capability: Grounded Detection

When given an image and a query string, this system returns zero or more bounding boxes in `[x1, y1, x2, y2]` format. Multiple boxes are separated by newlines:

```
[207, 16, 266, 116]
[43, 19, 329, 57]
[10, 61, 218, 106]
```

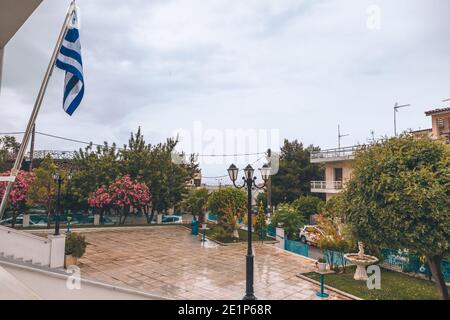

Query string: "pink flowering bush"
[88, 185, 111, 209]
[88, 175, 151, 224]
[0, 170, 35, 206]
[109, 175, 150, 209]
[0, 170, 35, 226]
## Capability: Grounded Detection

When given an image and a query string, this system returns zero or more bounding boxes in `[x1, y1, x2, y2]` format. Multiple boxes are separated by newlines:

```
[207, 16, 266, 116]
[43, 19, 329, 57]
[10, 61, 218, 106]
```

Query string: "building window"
[437, 118, 445, 129]
[334, 168, 343, 182]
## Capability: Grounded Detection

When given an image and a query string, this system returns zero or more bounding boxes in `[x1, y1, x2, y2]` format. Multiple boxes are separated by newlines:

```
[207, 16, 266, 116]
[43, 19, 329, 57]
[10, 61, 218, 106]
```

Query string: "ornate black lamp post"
[227, 163, 271, 300]
[52, 171, 71, 236]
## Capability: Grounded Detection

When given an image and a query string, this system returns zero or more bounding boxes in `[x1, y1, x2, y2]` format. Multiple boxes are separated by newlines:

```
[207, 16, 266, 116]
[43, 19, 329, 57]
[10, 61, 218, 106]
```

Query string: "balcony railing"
[310, 181, 343, 191]
[25, 150, 76, 160]
[310, 146, 358, 162]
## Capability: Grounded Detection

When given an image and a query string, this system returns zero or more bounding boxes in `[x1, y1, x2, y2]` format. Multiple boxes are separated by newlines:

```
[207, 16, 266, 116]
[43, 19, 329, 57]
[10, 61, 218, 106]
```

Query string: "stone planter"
[65, 255, 78, 268]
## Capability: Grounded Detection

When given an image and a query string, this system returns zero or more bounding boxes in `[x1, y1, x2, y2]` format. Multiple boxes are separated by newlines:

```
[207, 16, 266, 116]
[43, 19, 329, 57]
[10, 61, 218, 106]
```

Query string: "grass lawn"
[191, 223, 271, 244]
[304, 266, 448, 300]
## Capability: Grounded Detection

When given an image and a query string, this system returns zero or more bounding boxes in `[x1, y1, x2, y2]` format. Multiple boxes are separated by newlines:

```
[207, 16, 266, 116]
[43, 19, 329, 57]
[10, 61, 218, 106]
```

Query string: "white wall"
[0, 226, 65, 268]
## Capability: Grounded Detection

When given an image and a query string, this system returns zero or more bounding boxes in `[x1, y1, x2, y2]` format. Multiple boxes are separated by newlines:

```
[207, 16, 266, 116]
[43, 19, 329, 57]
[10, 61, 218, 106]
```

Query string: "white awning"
[0, 0, 43, 48]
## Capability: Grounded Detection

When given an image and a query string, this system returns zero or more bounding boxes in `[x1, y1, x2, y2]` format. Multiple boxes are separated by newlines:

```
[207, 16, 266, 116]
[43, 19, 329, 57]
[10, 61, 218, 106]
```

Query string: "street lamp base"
[243, 293, 257, 300]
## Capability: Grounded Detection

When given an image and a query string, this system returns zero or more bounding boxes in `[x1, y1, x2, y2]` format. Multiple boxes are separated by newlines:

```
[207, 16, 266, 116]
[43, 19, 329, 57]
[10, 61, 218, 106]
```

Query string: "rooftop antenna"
[443, 98, 450, 102]
[338, 125, 349, 149]
[394, 102, 411, 136]
[368, 130, 376, 144]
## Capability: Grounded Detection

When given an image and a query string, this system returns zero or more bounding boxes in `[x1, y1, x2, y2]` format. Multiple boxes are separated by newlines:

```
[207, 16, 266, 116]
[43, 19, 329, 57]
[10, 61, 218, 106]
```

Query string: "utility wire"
[0, 131, 268, 158]
[202, 154, 267, 179]
[0, 131, 100, 147]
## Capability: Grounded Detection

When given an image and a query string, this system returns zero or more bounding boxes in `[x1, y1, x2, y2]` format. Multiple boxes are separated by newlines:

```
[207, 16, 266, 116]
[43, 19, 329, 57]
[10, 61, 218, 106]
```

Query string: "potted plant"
[316, 257, 327, 272]
[65, 232, 87, 267]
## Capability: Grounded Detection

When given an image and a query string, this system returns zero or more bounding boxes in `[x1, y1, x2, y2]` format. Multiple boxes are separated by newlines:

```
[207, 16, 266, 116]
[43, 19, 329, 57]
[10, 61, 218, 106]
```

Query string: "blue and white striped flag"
[55, 9, 84, 116]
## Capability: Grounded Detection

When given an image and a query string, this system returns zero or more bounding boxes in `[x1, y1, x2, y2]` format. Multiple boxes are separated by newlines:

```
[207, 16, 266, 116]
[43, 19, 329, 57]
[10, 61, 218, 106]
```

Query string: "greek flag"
[55, 10, 84, 116]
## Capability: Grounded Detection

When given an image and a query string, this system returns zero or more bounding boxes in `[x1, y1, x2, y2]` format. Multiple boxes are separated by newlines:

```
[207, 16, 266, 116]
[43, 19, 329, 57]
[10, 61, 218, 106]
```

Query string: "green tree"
[27, 156, 62, 227]
[271, 139, 324, 205]
[72, 142, 121, 212]
[256, 192, 267, 209]
[71, 128, 199, 223]
[292, 195, 324, 222]
[121, 129, 198, 223]
[207, 187, 246, 239]
[255, 201, 267, 240]
[180, 188, 210, 222]
[270, 203, 306, 239]
[0, 136, 20, 172]
[339, 135, 449, 300]
[317, 213, 353, 272]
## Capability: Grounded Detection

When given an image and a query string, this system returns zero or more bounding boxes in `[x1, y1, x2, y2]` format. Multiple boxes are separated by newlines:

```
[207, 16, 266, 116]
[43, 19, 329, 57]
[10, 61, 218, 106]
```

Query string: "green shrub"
[292, 195, 324, 220]
[213, 225, 233, 242]
[65, 233, 87, 258]
[270, 203, 306, 240]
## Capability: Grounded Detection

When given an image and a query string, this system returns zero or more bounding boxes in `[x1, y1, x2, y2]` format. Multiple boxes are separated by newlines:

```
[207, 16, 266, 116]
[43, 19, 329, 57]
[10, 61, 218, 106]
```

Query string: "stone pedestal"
[354, 264, 369, 281]
[22, 214, 30, 227]
[93, 214, 100, 226]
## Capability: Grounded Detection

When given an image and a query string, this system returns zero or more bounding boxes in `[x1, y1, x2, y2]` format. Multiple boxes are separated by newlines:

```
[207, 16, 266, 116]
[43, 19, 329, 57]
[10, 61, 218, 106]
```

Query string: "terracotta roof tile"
[425, 107, 450, 116]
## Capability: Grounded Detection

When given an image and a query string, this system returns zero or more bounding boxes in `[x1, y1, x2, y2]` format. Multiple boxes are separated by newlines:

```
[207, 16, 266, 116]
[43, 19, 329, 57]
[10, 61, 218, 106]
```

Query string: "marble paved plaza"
[77, 226, 347, 300]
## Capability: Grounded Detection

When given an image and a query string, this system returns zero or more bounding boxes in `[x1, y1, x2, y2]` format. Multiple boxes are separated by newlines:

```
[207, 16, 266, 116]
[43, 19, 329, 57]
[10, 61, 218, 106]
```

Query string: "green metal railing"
[266, 225, 276, 238]
[381, 249, 450, 282]
[285, 237, 308, 257]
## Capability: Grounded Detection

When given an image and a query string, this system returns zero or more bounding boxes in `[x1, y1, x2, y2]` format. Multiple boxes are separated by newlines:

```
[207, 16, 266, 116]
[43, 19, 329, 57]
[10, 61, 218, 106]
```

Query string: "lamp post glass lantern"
[227, 163, 270, 300]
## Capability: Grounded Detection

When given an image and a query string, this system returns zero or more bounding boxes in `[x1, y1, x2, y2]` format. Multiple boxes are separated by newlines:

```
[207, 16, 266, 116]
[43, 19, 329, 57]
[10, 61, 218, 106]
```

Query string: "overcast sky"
[1, 0, 449, 181]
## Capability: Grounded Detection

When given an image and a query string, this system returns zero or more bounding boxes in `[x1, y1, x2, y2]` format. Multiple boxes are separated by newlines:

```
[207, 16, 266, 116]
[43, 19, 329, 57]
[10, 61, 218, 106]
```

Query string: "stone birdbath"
[344, 242, 379, 281]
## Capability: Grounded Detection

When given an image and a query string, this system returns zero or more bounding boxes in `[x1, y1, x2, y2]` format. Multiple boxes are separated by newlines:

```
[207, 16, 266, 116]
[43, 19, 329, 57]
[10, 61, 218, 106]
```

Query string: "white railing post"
[276, 227, 285, 250]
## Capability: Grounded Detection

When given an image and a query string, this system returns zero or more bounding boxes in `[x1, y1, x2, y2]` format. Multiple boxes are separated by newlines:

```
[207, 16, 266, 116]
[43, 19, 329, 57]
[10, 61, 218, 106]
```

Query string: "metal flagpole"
[29, 123, 36, 171]
[0, 1, 77, 220]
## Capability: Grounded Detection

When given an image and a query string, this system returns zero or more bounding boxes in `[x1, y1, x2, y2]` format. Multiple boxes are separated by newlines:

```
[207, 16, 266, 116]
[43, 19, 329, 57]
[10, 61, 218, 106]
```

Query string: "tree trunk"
[11, 210, 17, 228]
[117, 208, 123, 225]
[121, 205, 130, 225]
[427, 255, 449, 300]
[46, 200, 52, 229]
[149, 208, 155, 225]
[143, 206, 150, 224]
[46, 210, 51, 229]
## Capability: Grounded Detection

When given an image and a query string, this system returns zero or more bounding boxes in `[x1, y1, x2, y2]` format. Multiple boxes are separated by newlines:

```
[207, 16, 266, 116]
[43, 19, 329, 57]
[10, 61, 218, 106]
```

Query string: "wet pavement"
[77, 226, 347, 300]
